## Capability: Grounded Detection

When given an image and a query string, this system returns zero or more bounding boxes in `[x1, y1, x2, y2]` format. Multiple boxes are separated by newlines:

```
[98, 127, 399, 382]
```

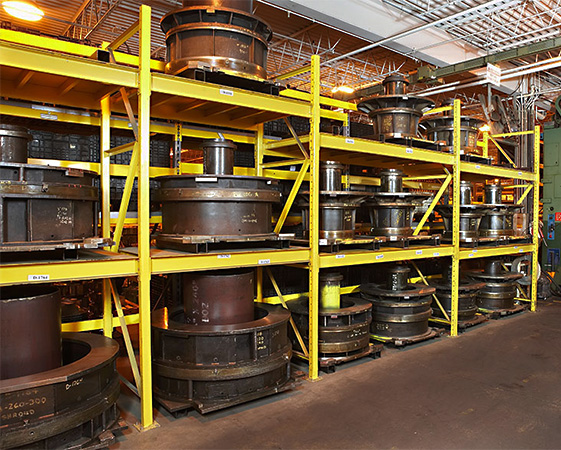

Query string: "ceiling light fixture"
[2, 0, 44, 21]
[332, 86, 355, 94]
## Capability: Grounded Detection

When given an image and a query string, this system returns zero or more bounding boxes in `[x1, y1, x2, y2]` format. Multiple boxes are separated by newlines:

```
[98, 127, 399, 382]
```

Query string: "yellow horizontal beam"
[0, 28, 165, 71]
[150, 248, 310, 275]
[280, 89, 357, 111]
[265, 136, 307, 151]
[62, 313, 139, 332]
[28, 158, 174, 178]
[321, 134, 455, 164]
[319, 246, 454, 269]
[0, 104, 256, 145]
[152, 74, 311, 118]
[275, 66, 311, 81]
[459, 244, 535, 260]
[261, 284, 361, 305]
[460, 162, 534, 180]
[0, 41, 138, 88]
[491, 130, 534, 138]
[321, 109, 347, 122]
[0, 252, 137, 286]
[424, 106, 453, 115]
[109, 216, 162, 225]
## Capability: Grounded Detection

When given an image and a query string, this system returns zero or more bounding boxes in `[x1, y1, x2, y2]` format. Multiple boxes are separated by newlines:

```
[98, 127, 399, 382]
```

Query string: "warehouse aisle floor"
[113, 301, 561, 449]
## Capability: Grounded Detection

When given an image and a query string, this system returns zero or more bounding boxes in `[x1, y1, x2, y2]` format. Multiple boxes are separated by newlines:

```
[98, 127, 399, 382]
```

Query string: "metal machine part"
[357, 74, 435, 140]
[479, 183, 521, 238]
[160, 0, 273, 80]
[202, 138, 236, 175]
[0, 162, 105, 252]
[183, 268, 254, 325]
[360, 266, 435, 339]
[0, 124, 31, 163]
[366, 169, 429, 237]
[419, 100, 485, 154]
[300, 161, 372, 240]
[466, 260, 524, 310]
[432, 265, 485, 321]
[287, 271, 373, 365]
[156, 139, 280, 249]
[0, 285, 62, 380]
[0, 333, 120, 449]
[153, 269, 293, 414]
[436, 181, 489, 241]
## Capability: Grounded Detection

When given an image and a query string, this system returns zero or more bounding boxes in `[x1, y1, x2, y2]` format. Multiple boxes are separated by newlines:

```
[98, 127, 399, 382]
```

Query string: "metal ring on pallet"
[152, 303, 293, 414]
[0, 333, 120, 450]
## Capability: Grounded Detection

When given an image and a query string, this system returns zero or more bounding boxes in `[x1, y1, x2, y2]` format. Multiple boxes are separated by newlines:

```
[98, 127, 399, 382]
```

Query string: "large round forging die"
[479, 184, 521, 238]
[358, 75, 435, 140]
[300, 161, 372, 240]
[160, 0, 273, 80]
[466, 260, 524, 310]
[419, 100, 485, 154]
[0, 285, 62, 380]
[287, 296, 373, 364]
[431, 266, 485, 321]
[366, 169, 429, 237]
[0, 162, 100, 252]
[436, 181, 489, 241]
[361, 266, 435, 339]
[152, 304, 292, 414]
[155, 174, 281, 247]
[0, 333, 120, 449]
[0, 124, 31, 163]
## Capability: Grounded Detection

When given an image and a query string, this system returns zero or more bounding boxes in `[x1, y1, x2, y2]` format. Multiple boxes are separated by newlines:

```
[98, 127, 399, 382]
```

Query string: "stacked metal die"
[357, 74, 435, 140]
[436, 181, 490, 242]
[152, 269, 293, 413]
[480, 183, 521, 238]
[0, 124, 103, 253]
[419, 100, 485, 154]
[299, 161, 372, 240]
[432, 264, 485, 321]
[160, 0, 273, 80]
[466, 260, 524, 310]
[366, 169, 429, 237]
[0, 286, 120, 448]
[361, 266, 435, 340]
[155, 138, 281, 249]
[287, 272, 373, 365]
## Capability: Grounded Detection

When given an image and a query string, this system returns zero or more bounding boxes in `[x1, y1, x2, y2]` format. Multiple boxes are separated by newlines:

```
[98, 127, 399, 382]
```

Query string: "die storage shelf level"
[0, 4, 540, 433]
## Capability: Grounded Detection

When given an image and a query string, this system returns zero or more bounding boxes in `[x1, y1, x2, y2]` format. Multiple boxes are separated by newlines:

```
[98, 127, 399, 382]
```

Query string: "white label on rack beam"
[468, 253, 474, 258]
[475, 165, 481, 169]
[518, 171, 523, 176]
[28, 274, 49, 281]
[220, 89, 234, 96]
[336, 254, 345, 259]
[217, 254, 231, 259]
[406, 148, 413, 154]
[195, 177, 218, 182]
[390, 236, 398, 241]
[40, 113, 58, 121]
[513, 246, 518, 249]
[258, 259, 271, 265]
[519, 248, 524, 252]
[319, 239, 328, 246]
[433, 252, 440, 257]
[345, 138, 355, 144]
[376, 254, 384, 260]
[415, 250, 423, 255]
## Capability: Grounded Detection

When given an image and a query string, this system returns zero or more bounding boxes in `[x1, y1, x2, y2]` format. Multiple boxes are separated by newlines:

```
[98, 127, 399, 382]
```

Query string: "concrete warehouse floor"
[113, 300, 561, 449]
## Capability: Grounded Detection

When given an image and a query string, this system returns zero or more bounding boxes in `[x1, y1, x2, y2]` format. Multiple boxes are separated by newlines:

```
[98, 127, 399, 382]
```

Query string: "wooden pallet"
[480, 303, 528, 319]
[429, 313, 488, 331]
[378, 234, 441, 249]
[370, 327, 445, 347]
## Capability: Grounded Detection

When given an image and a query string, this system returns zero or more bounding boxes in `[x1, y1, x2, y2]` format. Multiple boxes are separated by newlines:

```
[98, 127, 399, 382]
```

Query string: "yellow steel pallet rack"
[0, 4, 540, 432]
